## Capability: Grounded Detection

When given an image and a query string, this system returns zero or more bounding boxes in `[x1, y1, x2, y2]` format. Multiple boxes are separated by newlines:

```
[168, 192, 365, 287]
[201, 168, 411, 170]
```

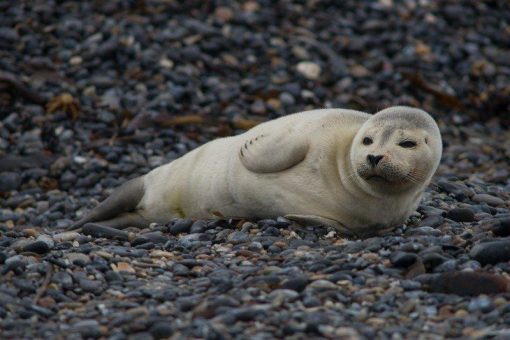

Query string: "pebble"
[472, 194, 506, 207]
[0, 172, 22, 192]
[445, 208, 475, 222]
[470, 240, 510, 265]
[489, 218, 510, 237]
[227, 231, 250, 244]
[22, 240, 50, 254]
[296, 61, 321, 80]
[429, 272, 509, 295]
[169, 219, 193, 235]
[390, 251, 418, 268]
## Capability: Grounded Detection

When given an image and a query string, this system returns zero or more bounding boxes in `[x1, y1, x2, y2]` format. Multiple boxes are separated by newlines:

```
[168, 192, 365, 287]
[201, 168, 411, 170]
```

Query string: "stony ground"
[1, 1, 510, 339]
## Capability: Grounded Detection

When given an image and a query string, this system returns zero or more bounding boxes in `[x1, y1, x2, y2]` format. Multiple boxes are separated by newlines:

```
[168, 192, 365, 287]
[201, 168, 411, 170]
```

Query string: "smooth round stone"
[36, 234, 55, 248]
[79, 278, 103, 294]
[190, 220, 207, 234]
[281, 276, 308, 292]
[52, 271, 74, 289]
[407, 226, 443, 236]
[468, 296, 494, 313]
[65, 252, 91, 265]
[169, 219, 193, 235]
[53, 231, 80, 242]
[470, 240, 510, 265]
[0, 172, 22, 192]
[472, 194, 505, 207]
[296, 61, 321, 80]
[490, 218, 510, 237]
[390, 251, 418, 268]
[268, 289, 299, 302]
[227, 231, 250, 244]
[22, 240, 50, 254]
[446, 208, 475, 222]
[149, 322, 173, 339]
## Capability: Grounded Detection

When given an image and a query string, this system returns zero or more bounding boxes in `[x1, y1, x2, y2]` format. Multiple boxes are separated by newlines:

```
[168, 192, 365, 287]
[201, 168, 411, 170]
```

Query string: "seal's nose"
[367, 154, 384, 167]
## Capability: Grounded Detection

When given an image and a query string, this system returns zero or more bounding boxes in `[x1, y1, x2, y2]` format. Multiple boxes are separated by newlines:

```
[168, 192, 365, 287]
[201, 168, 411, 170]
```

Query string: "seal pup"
[70, 106, 442, 237]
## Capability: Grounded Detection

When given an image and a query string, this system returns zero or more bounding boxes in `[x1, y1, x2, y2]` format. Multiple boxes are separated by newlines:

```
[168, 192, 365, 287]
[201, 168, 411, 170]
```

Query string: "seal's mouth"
[364, 174, 392, 183]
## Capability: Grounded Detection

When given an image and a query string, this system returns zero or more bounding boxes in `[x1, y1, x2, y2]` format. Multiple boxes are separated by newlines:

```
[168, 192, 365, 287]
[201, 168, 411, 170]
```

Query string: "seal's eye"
[399, 140, 417, 148]
[362, 137, 373, 145]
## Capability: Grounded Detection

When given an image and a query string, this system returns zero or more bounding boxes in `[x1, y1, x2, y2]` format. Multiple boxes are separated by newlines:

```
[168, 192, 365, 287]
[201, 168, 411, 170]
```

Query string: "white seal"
[71, 106, 442, 237]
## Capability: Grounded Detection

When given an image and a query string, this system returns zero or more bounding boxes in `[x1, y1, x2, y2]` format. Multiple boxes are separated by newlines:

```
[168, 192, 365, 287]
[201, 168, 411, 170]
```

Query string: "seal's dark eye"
[399, 140, 417, 148]
[362, 137, 373, 145]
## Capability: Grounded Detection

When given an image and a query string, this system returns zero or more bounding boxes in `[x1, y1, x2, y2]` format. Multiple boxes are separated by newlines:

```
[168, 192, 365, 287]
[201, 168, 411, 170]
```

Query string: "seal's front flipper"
[285, 214, 358, 238]
[239, 127, 309, 173]
[67, 176, 145, 231]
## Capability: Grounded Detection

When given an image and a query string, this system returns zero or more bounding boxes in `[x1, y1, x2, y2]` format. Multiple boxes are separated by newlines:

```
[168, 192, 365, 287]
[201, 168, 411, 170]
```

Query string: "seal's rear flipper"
[67, 176, 145, 230]
[285, 214, 358, 238]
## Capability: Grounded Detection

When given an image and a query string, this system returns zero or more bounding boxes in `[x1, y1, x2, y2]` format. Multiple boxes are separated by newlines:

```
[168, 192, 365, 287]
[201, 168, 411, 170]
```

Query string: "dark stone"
[227, 231, 250, 244]
[190, 220, 207, 234]
[149, 322, 173, 339]
[169, 219, 193, 235]
[0, 172, 22, 192]
[429, 272, 509, 296]
[422, 252, 448, 271]
[390, 251, 418, 268]
[490, 218, 510, 237]
[446, 208, 475, 222]
[281, 276, 309, 292]
[79, 278, 103, 294]
[22, 240, 50, 254]
[470, 240, 510, 265]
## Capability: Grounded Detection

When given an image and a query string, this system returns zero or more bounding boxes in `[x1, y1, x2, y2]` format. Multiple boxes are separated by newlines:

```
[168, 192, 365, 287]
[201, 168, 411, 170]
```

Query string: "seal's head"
[350, 106, 442, 194]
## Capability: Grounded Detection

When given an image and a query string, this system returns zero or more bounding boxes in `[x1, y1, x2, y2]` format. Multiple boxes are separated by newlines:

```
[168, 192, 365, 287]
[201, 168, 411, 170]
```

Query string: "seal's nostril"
[367, 154, 384, 167]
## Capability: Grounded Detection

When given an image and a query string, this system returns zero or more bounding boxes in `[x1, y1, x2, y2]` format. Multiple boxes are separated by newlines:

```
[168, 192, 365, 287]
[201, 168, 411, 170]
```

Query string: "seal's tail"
[67, 176, 145, 230]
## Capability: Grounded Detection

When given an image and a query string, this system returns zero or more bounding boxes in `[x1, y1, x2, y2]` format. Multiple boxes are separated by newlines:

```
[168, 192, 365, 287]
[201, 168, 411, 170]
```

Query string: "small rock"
[391, 251, 418, 268]
[472, 194, 505, 207]
[53, 231, 80, 242]
[169, 219, 193, 235]
[0, 172, 22, 192]
[489, 218, 510, 237]
[468, 296, 494, 313]
[281, 276, 308, 292]
[470, 240, 510, 265]
[79, 278, 103, 294]
[66, 252, 91, 265]
[429, 272, 509, 295]
[22, 240, 50, 254]
[149, 322, 173, 339]
[190, 220, 207, 233]
[228, 231, 250, 244]
[296, 61, 321, 80]
[446, 208, 475, 222]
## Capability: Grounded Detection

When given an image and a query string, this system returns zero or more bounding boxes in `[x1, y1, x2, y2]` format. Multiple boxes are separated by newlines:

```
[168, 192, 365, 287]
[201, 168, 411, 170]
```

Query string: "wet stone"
[429, 272, 509, 295]
[472, 194, 505, 207]
[489, 218, 510, 237]
[228, 231, 250, 244]
[79, 278, 103, 294]
[0, 172, 22, 192]
[391, 252, 418, 268]
[22, 240, 50, 254]
[470, 240, 510, 265]
[445, 208, 475, 222]
[169, 219, 193, 235]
